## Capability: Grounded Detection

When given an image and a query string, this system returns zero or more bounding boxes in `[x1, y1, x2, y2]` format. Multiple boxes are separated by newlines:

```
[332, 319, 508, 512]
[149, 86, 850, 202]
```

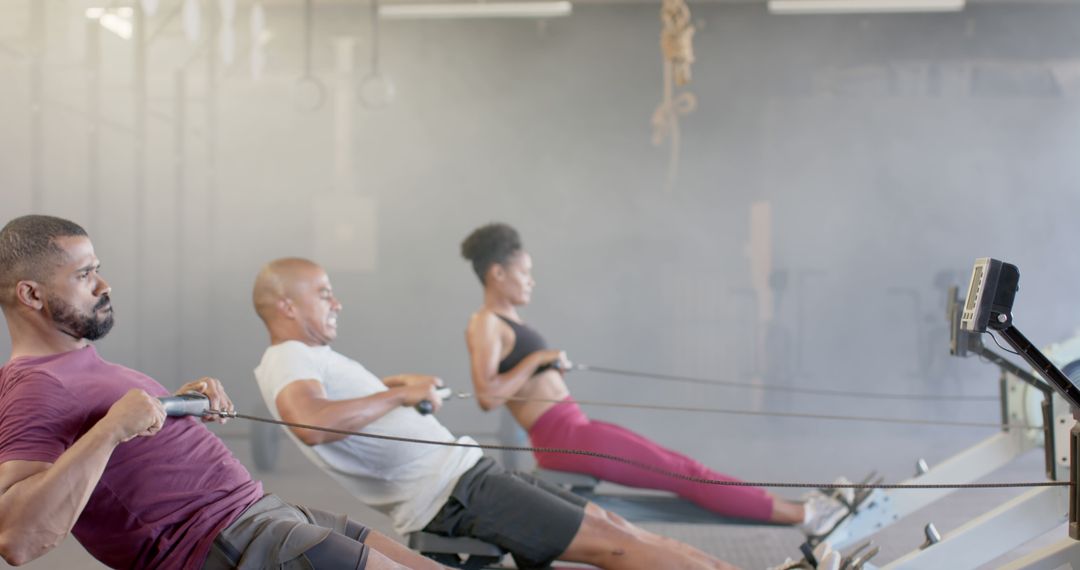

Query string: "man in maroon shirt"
[0, 215, 442, 570]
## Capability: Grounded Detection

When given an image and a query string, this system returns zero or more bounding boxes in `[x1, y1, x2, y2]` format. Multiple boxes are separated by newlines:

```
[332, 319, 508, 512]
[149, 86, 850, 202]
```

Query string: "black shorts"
[423, 457, 589, 569]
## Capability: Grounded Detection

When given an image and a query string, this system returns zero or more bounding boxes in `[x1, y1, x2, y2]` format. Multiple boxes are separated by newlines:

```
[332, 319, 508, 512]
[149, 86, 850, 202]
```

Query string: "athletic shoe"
[817, 551, 841, 570]
[803, 476, 855, 506]
[811, 542, 834, 563]
[799, 494, 849, 537]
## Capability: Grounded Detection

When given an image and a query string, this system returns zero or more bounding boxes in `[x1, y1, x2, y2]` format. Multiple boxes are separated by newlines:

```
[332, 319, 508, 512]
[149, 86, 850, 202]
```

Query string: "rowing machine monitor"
[959, 258, 1080, 410]
[961, 258, 1019, 333]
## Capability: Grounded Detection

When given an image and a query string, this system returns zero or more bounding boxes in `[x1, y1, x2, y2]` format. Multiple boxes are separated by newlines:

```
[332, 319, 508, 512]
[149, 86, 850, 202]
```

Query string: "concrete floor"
[10, 424, 1071, 570]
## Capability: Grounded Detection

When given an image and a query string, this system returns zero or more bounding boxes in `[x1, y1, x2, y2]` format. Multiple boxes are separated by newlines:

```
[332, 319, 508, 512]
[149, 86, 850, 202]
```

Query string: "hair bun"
[460, 223, 522, 283]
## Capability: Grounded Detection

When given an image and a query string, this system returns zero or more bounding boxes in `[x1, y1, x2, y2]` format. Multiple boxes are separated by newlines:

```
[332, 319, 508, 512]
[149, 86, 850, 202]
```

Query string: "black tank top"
[495, 314, 554, 375]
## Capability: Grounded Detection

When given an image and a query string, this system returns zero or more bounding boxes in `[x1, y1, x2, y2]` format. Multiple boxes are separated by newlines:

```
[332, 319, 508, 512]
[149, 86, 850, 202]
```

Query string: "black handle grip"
[415, 388, 452, 416]
[159, 392, 210, 417]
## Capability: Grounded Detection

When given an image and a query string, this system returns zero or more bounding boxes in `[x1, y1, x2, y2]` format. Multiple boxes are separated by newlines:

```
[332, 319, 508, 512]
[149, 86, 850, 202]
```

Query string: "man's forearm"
[300, 391, 408, 445]
[0, 421, 122, 565]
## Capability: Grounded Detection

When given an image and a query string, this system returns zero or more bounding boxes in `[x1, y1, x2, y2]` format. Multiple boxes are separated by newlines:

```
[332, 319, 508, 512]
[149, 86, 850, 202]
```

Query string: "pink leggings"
[528, 397, 774, 521]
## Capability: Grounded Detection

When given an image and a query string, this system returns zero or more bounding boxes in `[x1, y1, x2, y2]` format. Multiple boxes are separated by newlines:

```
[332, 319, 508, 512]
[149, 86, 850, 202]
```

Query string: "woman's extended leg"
[530, 401, 790, 522]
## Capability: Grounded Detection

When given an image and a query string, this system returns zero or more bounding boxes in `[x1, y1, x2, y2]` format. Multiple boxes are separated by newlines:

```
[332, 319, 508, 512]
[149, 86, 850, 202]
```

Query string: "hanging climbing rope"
[651, 0, 697, 193]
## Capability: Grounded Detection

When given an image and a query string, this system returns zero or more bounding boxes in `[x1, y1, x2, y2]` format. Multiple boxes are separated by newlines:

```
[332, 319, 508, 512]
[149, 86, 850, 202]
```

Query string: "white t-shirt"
[254, 341, 483, 534]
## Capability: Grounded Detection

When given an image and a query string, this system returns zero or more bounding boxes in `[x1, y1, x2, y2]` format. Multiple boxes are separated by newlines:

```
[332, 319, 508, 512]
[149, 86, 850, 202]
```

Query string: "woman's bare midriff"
[507, 369, 570, 431]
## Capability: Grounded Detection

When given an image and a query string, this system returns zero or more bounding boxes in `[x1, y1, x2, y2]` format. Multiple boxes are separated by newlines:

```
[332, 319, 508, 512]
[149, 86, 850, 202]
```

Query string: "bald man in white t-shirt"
[252, 257, 737, 570]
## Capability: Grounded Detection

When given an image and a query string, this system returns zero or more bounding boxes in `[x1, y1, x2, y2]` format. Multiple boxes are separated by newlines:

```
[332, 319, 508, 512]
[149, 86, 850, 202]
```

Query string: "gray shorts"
[423, 457, 588, 569]
[202, 494, 370, 570]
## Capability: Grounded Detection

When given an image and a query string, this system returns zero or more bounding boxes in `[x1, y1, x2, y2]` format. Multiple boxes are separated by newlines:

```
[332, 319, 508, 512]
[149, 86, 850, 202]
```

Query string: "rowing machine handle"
[159, 392, 211, 417]
[416, 388, 452, 415]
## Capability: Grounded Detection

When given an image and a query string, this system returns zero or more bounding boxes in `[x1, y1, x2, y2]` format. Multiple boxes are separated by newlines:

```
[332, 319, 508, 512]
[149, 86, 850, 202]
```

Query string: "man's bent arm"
[0, 388, 164, 566]
[0, 421, 127, 565]
[276, 380, 416, 446]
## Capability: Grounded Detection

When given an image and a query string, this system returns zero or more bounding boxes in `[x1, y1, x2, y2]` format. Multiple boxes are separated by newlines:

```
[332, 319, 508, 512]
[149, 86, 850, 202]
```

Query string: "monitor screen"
[960, 258, 994, 333]
[965, 265, 984, 313]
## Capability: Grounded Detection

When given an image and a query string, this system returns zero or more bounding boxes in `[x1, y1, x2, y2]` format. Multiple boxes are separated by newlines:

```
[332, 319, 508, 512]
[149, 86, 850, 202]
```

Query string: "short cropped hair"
[460, 223, 522, 284]
[0, 215, 88, 306]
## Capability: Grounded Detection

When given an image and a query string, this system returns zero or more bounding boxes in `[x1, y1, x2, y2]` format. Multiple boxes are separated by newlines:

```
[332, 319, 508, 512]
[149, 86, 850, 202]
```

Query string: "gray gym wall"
[2, 0, 1080, 480]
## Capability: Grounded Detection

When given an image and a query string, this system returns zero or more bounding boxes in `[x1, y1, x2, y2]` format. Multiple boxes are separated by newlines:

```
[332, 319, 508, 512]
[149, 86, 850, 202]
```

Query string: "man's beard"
[47, 293, 115, 341]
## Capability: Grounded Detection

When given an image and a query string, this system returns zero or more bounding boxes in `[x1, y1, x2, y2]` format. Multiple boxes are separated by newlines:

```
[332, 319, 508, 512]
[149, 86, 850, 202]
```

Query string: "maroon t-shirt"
[0, 345, 263, 569]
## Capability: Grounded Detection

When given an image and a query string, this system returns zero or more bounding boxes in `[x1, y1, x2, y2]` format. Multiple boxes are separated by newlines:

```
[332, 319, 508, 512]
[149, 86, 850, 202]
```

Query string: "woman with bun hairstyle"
[461, 223, 845, 531]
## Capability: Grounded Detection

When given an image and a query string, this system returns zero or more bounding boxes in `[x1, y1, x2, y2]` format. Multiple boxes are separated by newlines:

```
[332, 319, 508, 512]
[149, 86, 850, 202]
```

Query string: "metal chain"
[458, 394, 1039, 431]
[575, 364, 999, 403]
[211, 410, 1067, 491]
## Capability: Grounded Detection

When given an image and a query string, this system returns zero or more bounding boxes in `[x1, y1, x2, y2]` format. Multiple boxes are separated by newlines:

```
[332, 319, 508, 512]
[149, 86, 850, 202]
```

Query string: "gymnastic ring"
[358, 73, 396, 109]
[293, 75, 327, 112]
